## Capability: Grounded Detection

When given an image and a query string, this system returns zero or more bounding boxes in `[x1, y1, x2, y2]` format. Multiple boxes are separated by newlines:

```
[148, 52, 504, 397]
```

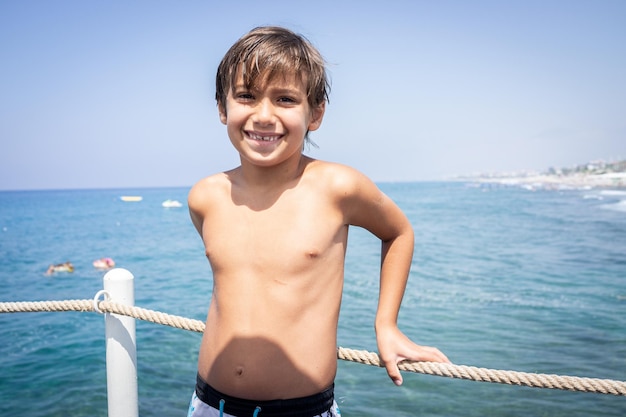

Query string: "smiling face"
[219, 70, 325, 168]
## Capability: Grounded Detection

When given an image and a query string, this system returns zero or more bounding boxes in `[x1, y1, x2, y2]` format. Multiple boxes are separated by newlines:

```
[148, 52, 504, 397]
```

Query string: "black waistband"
[195, 374, 334, 417]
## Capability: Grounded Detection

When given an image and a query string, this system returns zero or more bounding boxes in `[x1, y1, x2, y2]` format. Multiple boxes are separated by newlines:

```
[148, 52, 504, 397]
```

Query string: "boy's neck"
[237, 153, 310, 190]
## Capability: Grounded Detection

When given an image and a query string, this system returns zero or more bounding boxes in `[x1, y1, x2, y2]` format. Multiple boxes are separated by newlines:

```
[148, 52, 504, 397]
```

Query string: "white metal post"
[103, 268, 138, 417]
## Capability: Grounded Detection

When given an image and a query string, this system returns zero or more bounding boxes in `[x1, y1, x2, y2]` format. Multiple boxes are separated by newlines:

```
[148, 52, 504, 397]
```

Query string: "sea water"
[0, 182, 624, 416]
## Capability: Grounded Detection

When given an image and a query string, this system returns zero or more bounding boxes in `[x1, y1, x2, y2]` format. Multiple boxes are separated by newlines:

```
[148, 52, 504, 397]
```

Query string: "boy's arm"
[340, 168, 450, 386]
[375, 235, 450, 385]
[188, 176, 220, 237]
[187, 182, 205, 236]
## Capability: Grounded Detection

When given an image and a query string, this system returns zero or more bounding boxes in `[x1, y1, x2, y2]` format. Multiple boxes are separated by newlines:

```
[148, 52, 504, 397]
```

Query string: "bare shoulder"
[188, 172, 231, 208]
[304, 159, 386, 212]
[187, 170, 237, 232]
[304, 159, 408, 237]
[303, 159, 374, 196]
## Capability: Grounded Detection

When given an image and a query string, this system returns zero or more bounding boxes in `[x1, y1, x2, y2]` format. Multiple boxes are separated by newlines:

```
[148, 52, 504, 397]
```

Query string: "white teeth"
[250, 133, 279, 141]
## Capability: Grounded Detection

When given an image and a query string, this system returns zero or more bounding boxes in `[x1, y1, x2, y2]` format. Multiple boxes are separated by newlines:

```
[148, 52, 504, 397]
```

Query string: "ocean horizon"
[1, 182, 624, 416]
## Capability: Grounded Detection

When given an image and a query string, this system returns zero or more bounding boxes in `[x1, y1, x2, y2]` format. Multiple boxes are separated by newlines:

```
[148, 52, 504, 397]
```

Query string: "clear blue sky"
[1, 0, 624, 190]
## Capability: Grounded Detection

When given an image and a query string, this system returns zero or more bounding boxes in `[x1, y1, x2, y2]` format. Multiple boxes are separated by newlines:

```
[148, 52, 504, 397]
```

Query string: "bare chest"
[202, 194, 347, 274]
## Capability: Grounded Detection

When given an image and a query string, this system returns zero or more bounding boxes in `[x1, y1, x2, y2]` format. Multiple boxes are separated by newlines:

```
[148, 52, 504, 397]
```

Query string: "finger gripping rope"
[1, 299, 625, 396]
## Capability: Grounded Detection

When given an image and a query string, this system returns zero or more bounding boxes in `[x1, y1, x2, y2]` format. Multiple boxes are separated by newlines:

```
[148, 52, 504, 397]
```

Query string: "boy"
[188, 26, 449, 417]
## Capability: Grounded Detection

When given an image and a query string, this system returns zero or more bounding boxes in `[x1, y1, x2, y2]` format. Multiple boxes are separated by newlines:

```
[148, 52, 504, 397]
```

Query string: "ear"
[218, 102, 227, 125]
[307, 102, 326, 132]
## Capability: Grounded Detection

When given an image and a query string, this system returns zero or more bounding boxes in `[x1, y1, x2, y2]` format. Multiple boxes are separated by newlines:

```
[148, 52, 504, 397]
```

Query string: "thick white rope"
[1, 299, 625, 396]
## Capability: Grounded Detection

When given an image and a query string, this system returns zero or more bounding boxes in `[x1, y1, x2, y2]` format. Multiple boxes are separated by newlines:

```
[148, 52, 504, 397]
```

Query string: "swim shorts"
[188, 374, 341, 417]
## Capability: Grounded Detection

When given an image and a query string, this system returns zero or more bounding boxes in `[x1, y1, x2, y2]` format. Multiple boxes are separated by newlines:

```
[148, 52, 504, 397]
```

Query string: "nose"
[254, 98, 274, 124]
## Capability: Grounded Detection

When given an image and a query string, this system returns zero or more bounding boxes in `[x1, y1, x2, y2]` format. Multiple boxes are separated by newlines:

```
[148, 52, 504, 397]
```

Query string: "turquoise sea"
[0, 182, 624, 416]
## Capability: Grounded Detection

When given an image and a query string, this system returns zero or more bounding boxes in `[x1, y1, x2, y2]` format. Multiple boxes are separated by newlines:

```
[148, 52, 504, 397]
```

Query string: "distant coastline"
[451, 159, 626, 190]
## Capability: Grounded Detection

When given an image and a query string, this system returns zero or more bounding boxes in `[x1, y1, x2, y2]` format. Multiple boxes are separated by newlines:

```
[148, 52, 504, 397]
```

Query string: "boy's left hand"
[376, 325, 450, 386]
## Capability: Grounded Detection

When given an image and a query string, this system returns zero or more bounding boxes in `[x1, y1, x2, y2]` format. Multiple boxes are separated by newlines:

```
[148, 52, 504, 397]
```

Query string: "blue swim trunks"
[188, 374, 341, 417]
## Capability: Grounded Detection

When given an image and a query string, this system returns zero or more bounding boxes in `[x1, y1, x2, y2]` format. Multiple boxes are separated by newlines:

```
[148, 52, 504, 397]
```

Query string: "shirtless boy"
[187, 26, 449, 417]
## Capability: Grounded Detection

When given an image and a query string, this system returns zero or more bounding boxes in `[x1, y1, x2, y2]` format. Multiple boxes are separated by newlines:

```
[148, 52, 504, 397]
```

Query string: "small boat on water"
[120, 196, 143, 202]
[162, 199, 183, 208]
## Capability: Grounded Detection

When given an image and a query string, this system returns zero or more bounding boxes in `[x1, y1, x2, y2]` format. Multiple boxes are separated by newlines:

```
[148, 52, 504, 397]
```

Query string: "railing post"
[103, 268, 138, 417]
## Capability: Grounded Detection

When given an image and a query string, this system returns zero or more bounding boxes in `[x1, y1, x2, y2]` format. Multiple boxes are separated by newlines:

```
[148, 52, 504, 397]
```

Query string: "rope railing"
[1, 299, 625, 397]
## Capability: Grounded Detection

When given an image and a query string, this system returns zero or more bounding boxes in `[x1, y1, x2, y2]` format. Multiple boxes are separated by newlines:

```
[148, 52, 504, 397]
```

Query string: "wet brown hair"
[215, 26, 330, 112]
